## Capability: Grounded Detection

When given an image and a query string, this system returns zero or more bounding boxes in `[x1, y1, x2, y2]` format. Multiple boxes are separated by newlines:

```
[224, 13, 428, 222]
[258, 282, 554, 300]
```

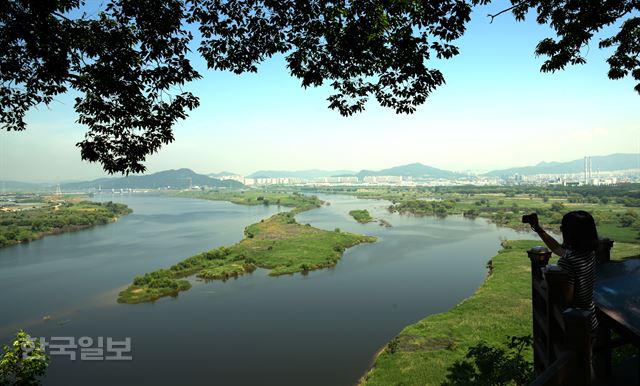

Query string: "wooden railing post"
[529, 246, 552, 375]
[596, 237, 614, 264]
[594, 237, 614, 379]
[529, 246, 552, 280]
[562, 308, 592, 386]
[545, 266, 571, 366]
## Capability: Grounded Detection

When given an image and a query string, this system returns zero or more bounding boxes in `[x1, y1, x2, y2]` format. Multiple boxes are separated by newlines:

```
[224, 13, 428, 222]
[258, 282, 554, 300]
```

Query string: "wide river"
[0, 194, 536, 385]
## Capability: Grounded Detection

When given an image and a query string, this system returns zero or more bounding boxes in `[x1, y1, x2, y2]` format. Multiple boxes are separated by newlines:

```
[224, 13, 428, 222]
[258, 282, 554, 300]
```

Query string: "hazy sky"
[1, 4, 639, 182]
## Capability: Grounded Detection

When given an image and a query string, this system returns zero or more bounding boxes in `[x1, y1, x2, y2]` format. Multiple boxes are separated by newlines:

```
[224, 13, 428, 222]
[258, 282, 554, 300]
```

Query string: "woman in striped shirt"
[528, 210, 599, 332]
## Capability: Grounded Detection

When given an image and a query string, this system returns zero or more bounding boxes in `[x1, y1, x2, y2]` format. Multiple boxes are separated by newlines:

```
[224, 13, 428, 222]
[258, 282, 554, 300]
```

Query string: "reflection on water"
[1, 194, 536, 386]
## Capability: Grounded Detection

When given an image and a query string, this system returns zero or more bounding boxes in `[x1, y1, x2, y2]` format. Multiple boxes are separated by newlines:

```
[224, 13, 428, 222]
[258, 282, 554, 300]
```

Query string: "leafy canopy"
[1, 1, 638, 174]
[0, 330, 49, 386]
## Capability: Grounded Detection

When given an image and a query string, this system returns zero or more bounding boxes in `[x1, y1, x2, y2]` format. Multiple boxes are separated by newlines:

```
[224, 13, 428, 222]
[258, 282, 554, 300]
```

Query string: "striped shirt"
[557, 248, 598, 331]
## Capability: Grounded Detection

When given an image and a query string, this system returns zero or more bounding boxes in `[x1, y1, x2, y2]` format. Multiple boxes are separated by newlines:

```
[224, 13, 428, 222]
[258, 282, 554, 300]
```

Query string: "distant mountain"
[248, 169, 356, 179]
[485, 153, 640, 176]
[62, 169, 244, 190]
[355, 163, 465, 179]
[207, 171, 238, 178]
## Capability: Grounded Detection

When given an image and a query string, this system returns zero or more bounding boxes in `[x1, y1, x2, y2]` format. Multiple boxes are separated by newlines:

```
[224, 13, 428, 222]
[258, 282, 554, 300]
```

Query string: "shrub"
[386, 337, 400, 354]
[442, 335, 533, 386]
[0, 330, 49, 385]
[204, 250, 223, 260]
[619, 209, 639, 228]
[464, 209, 479, 218]
[148, 277, 179, 290]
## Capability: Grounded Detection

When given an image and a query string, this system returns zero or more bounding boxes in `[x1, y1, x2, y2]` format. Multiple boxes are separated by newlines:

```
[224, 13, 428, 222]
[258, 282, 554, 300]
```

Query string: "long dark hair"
[561, 210, 599, 252]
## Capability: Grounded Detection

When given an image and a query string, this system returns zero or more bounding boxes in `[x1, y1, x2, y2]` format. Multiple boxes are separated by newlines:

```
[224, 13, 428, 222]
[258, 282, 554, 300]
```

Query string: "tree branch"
[52, 12, 72, 22]
[487, 1, 531, 24]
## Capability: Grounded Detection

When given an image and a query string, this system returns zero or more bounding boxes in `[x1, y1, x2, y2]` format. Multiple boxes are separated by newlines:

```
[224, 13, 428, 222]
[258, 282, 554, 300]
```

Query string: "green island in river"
[349, 209, 374, 223]
[0, 200, 132, 248]
[118, 192, 376, 304]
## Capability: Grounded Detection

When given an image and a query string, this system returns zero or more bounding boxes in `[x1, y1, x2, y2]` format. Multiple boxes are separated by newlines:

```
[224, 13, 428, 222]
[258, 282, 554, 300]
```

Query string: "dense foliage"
[0, 330, 49, 386]
[2, 1, 638, 174]
[0, 201, 132, 247]
[349, 209, 374, 223]
[442, 336, 533, 386]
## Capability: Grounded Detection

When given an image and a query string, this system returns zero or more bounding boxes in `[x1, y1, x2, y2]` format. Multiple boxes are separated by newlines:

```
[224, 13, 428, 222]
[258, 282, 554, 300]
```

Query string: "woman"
[528, 210, 599, 331]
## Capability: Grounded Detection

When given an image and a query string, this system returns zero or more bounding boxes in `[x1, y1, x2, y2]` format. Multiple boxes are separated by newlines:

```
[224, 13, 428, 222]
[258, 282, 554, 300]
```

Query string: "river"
[0, 194, 537, 386]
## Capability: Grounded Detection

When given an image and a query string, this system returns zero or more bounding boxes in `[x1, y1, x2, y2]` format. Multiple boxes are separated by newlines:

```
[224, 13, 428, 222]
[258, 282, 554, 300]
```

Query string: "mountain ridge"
[353, 162, 465, 179]
[484, 153, 639, 176]
[62, 168, 244, 190]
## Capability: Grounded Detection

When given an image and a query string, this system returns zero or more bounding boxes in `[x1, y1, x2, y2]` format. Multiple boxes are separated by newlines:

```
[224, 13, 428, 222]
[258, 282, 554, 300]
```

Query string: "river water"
[0, 194, 537, 386]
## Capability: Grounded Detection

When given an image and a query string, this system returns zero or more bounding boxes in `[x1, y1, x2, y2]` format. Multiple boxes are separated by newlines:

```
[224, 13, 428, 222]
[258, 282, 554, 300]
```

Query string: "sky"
[1, 3, 639, 182]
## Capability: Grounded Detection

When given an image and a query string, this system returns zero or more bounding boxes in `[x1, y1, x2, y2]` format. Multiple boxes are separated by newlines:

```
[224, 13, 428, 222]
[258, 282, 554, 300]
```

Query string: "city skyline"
[2, 152, 638, 185]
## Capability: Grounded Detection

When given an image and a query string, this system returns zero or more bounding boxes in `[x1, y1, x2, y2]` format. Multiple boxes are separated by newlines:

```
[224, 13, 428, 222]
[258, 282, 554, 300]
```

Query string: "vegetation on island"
[360, 240, 640, 386]
[0, 201, 132, 248]
[175, 190, 321, 211]
[349, 209, 374, 223]
[118, 193, 376, 304]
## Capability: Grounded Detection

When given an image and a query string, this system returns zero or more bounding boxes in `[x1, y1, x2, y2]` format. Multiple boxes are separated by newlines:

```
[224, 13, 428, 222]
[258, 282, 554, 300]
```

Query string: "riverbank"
[118, 194, 376, 303]
[360, 240, 640, 385]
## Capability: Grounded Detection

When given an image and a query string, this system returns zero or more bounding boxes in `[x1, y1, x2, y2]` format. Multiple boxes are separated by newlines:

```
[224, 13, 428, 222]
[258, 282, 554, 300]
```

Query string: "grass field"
[118, 194, 376, 303]
[360, 240, 640, 386]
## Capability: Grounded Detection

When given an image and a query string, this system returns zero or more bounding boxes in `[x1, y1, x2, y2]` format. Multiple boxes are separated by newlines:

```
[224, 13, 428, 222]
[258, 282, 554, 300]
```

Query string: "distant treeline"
[302, 184, 640, 206]
[0, 201, 132, 248]
[297, 184, 640, 242]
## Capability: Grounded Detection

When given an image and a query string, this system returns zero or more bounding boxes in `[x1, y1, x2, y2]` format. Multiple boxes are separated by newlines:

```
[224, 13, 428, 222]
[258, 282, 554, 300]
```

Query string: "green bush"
[0, 330, 49, 385]
[442, 336, 533, 386]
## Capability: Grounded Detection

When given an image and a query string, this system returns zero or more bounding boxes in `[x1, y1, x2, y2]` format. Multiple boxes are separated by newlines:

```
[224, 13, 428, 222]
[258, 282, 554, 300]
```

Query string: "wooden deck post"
[529, 246, 552, 375]
[563, 308, 593, 386]
[528, 246, 552, 280]
[594, 237, 614, 378]
[596, 237, 614, 264]
[545, 266, 571, 367]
